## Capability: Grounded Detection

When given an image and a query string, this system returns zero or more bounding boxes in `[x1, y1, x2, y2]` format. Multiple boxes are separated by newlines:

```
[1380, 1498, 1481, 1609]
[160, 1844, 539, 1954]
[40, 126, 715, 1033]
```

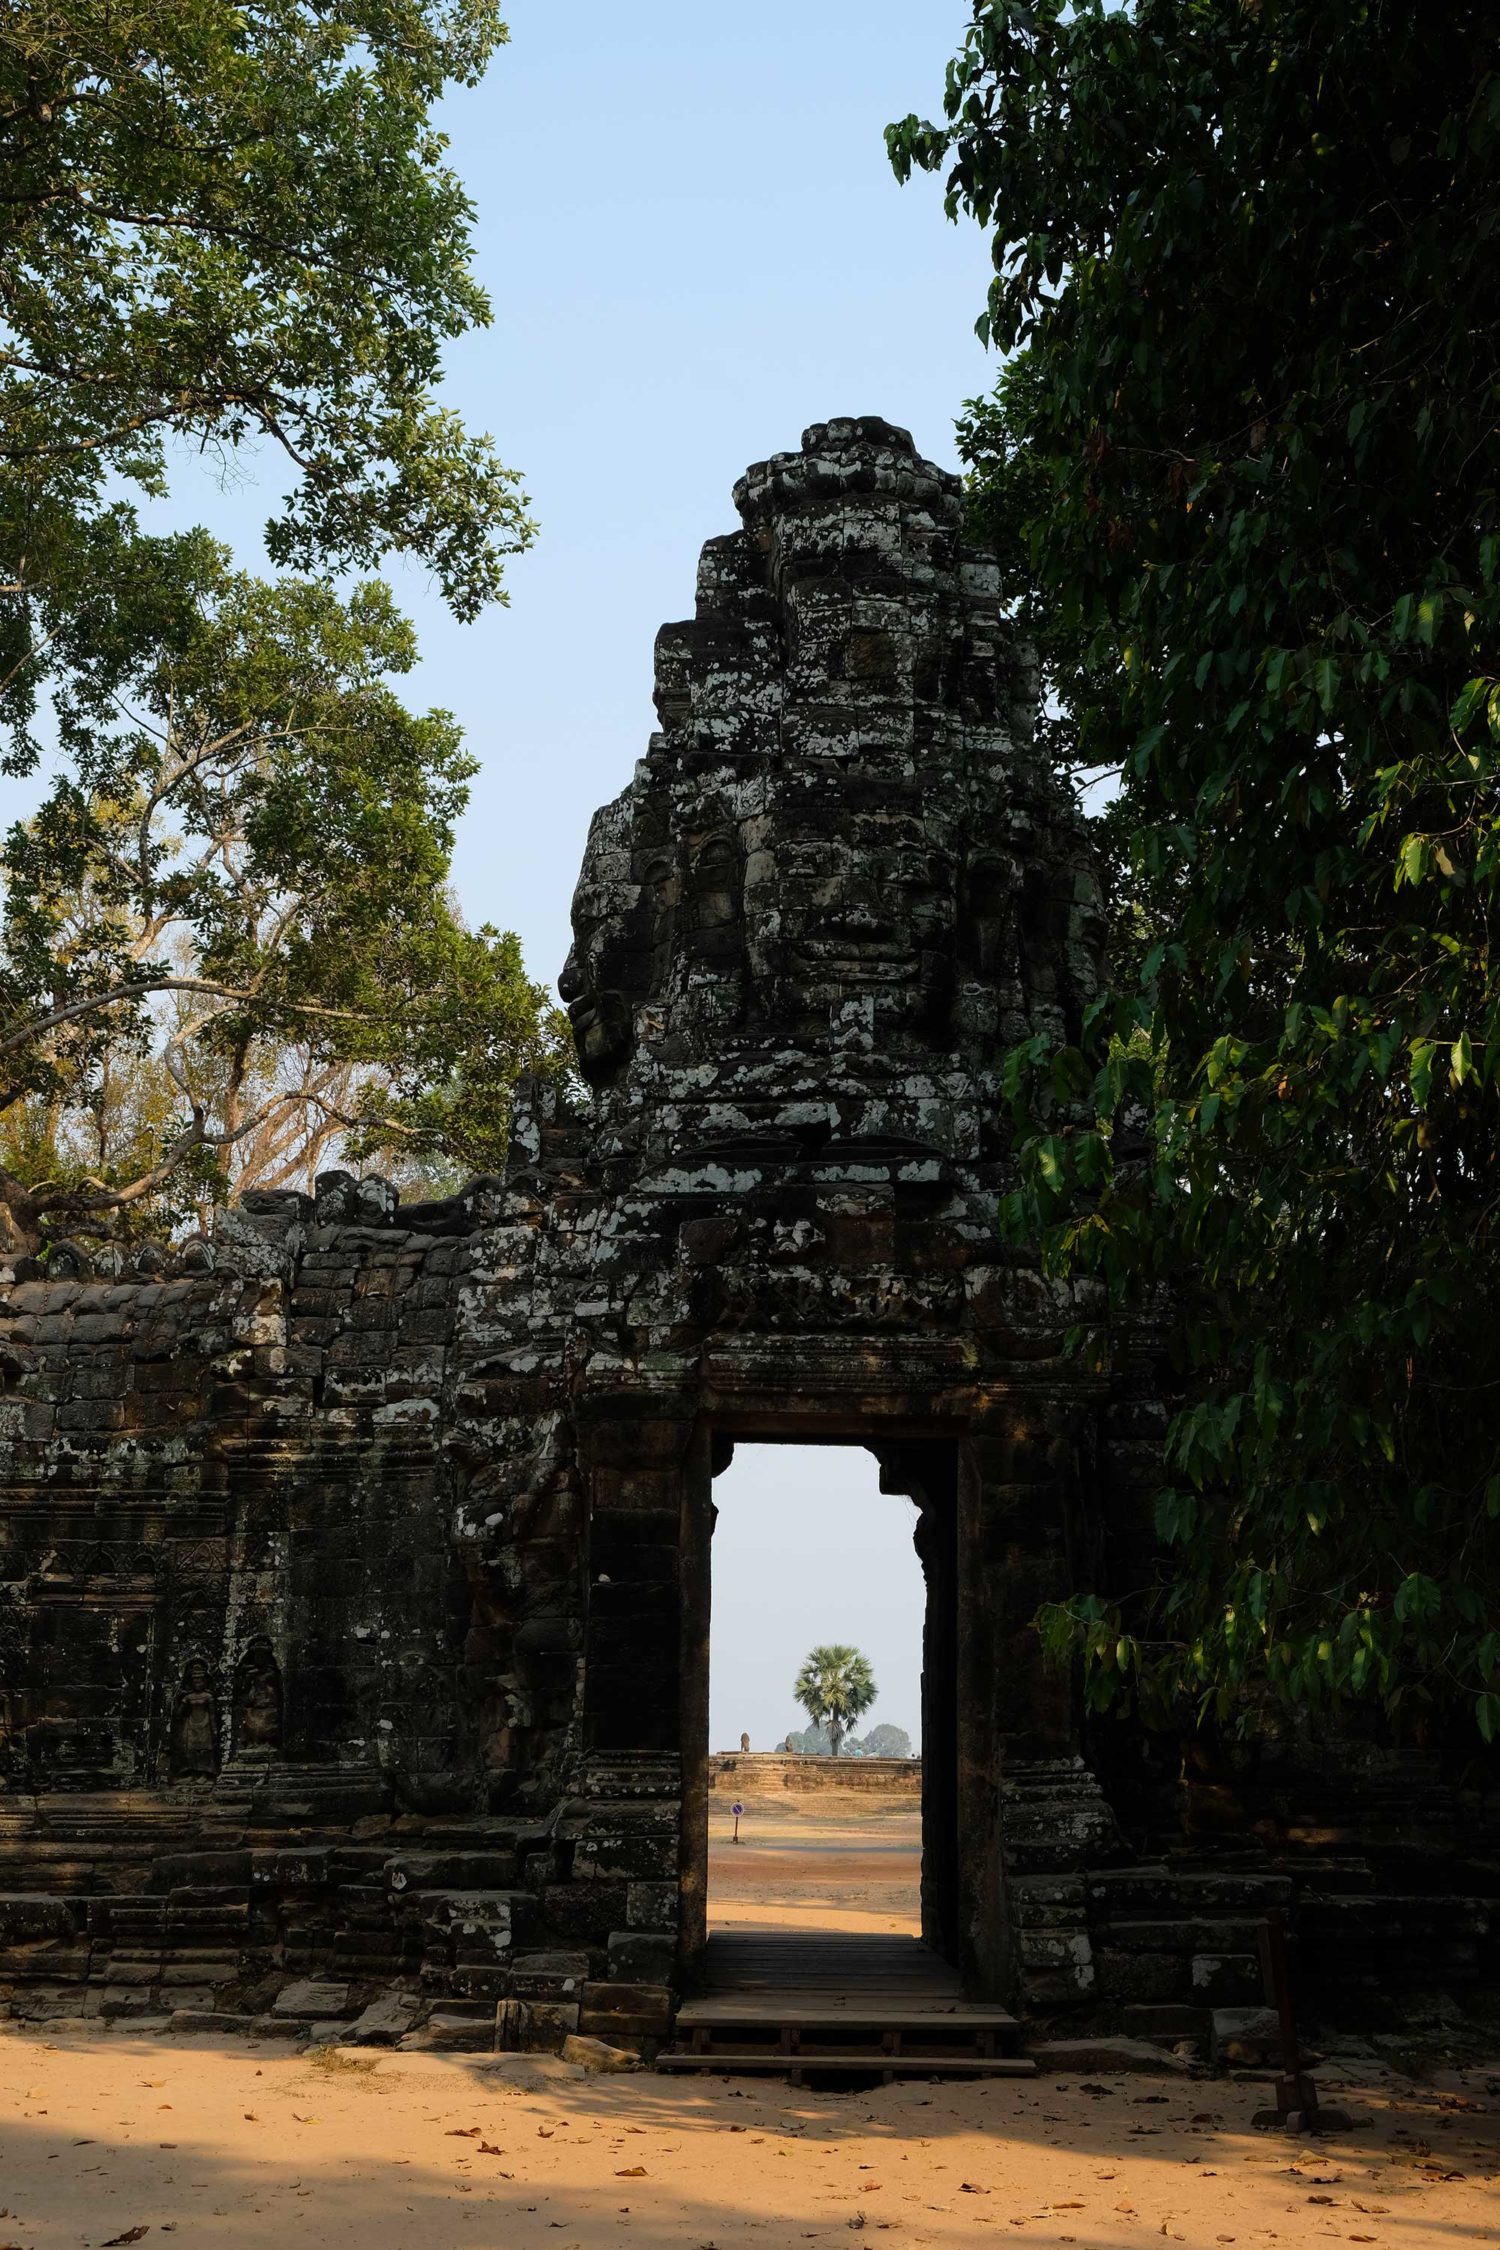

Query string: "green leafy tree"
[0, 547, 569, 1247]
[1, 0, 530, 766]
[857, 1723, 913, 1759]
[0, 2, 555, 1244]
[891, 2, 1500, 1738]
[793, 1645, 877, 1758]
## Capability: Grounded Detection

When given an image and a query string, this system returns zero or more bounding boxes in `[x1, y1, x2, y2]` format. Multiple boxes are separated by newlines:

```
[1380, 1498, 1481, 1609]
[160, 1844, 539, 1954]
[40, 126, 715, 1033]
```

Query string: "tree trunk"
[0, 1172, 44, 1258]
[829, 1719, 845, 1758]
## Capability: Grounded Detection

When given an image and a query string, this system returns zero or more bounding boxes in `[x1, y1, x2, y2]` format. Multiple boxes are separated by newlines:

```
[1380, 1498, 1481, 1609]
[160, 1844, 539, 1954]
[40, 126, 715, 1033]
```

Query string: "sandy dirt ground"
[1, 2023, 1498, 2250]
[708, 1798, 922, 1936]
[4, 1806, 1496, 2249]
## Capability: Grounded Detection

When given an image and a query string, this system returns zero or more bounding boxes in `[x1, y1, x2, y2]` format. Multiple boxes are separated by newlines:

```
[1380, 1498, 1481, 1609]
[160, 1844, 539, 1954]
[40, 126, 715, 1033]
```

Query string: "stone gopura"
[0, 420, 1494, 2045]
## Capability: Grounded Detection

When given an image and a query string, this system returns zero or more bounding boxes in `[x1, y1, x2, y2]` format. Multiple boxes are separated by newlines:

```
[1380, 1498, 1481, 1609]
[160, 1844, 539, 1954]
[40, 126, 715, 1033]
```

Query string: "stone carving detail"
[232, 1637, 283, 1754]
[169, 1657, 219, 1778]
[559, 418, 1098, 1123]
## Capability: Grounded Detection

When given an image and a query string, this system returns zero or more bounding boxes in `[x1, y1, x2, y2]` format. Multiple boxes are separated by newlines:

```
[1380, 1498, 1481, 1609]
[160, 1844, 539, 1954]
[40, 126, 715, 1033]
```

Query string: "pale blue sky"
[424, 1, 989, 984]
[709, 1447, 925, 1755]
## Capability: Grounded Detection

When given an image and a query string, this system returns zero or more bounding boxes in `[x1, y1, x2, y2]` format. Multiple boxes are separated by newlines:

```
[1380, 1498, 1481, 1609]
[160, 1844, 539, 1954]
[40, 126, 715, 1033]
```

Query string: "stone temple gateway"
[0, 421, 1494, 2046]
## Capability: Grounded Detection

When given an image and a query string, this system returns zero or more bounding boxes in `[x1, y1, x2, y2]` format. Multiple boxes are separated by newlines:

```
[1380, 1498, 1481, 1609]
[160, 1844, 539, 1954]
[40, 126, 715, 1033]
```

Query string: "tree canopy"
[1, 1, 529, 719]
[794, 1645, 877, 1758]
[0, 2, 556, 1244]
[891, 1, 1500, 1738]
[0, 542, 569, 1247]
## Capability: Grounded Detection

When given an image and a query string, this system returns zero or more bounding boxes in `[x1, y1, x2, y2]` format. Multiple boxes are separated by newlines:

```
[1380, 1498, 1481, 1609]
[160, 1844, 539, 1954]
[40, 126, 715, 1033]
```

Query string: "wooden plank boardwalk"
[657, 1933, 1034, 2080]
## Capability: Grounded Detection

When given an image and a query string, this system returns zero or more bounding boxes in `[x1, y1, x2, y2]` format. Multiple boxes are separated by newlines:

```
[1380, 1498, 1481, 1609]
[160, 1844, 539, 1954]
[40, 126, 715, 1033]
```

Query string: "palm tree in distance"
[793, 1645, 876, 1758]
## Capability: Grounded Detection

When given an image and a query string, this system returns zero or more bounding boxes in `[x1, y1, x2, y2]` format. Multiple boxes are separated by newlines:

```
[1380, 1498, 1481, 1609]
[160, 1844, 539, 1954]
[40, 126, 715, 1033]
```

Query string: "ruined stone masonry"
[0, 420, 1494, 2049]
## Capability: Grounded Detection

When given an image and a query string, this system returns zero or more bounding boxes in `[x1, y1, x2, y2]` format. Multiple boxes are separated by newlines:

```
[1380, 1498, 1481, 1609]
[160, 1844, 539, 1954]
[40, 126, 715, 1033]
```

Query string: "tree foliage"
[793, 1644, 877, 1758]
[0, 544, 569, 1246]
[0, 2, 555, 1242]
[857, 1722, 913, 1759]
[891, 1, 1500, 1737]
[1, 0, 529, 743]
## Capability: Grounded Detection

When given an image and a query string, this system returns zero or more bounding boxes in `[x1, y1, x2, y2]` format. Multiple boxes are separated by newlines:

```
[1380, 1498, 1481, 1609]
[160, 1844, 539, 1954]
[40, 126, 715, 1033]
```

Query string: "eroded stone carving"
[169, 1657, 219, 1778]
[233, 1637, 282, 1754]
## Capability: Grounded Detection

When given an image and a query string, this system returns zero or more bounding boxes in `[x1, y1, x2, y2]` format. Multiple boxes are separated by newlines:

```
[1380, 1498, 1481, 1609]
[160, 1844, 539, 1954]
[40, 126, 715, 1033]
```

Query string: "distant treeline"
[776, 1723, 914, 1758]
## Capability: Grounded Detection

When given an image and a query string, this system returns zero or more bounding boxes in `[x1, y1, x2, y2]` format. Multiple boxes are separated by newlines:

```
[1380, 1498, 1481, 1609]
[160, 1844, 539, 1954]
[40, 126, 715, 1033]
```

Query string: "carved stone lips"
[792, 951, 916, 982]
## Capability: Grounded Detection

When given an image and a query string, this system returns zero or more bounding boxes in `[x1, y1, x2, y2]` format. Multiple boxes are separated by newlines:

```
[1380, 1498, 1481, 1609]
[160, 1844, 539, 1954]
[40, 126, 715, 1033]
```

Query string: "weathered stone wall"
[0, 418, 1495, 2051]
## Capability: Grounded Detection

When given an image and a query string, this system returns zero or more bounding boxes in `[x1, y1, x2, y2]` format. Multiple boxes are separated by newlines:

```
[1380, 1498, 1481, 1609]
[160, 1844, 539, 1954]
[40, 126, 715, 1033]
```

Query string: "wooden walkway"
[657, 1933, 1033, 2079]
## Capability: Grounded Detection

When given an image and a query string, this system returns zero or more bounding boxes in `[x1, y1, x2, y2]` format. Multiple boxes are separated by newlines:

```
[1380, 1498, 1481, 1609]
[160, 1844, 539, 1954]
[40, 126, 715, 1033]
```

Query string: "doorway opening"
[694, 1437, 960, 1980]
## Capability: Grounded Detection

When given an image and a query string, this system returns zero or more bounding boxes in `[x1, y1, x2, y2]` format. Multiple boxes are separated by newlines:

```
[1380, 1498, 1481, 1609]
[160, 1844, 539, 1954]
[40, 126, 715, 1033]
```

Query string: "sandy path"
[1, 2025, 1497, 2250]
[708, 1800, 922, 1935]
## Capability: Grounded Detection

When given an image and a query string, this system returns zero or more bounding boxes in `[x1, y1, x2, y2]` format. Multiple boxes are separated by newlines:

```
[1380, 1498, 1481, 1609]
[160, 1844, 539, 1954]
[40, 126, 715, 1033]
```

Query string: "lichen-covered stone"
[0, 418, 1494, 2041]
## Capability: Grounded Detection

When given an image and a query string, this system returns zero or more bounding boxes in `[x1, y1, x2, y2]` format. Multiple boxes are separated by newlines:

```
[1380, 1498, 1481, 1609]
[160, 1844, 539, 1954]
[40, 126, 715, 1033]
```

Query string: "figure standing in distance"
[169, 1657, 219, 1777]
[740, 1731, 751, 1754]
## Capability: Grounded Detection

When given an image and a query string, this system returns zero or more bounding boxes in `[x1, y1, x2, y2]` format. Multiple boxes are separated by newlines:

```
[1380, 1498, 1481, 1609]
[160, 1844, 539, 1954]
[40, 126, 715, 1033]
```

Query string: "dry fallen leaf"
[102, 2230, 151, 2247]
[616, 2166, 648, 2177]
[478, 2141, 505, 2157]
[447, 2127, 481, 2138]
[960, 2183, 990, 2195]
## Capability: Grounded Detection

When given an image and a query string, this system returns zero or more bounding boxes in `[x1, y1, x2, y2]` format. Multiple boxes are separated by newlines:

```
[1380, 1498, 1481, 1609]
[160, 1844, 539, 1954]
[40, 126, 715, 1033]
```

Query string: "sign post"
[1252, 1909, 1350, 2134]
[731, 1799, 744, 1843]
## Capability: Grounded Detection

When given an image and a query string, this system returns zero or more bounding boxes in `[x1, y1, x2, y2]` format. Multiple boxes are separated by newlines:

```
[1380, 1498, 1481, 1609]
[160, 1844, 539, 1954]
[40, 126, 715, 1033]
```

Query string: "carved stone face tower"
[19, 419, 1447, 2049]
[559, 417, 1102, 1129]
[476, 419, 1127, 2003]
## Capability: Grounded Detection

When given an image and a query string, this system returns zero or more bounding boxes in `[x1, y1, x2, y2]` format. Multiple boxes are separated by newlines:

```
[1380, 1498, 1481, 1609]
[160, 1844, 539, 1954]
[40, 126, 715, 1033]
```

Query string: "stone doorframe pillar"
[586, 1390, 1129, 2013]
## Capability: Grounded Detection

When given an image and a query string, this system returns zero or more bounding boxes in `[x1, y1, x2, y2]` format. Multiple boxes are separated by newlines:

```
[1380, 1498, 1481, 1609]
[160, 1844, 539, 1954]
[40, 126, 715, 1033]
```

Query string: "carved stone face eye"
[639, 851, 676, 934]
[692, 834, 738, 895]
[963, 854, 1011, 922]
[898, 852, 955, 941]
[686, 832, 742, 942]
